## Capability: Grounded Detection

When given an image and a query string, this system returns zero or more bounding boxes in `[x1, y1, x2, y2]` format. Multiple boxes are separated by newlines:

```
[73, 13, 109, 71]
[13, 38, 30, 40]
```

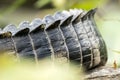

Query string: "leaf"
[111, 49, 120, 54]
[35, 0, 51, 8]
[70, 0, 107, 10]
[0, 0, 26, 19]
[52, 0, 67, 9]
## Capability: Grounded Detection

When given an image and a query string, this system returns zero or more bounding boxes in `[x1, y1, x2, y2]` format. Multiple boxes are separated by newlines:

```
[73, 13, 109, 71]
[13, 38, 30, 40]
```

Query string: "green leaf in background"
[35, 0, 108, 10]
[0, 0, 26, 16]
[35, 0, 51, 8]
[70, 0, 107, 10]
[0, 0, 26, 28]
[112, 49, 120, 54]
[52, 0, 67, 9]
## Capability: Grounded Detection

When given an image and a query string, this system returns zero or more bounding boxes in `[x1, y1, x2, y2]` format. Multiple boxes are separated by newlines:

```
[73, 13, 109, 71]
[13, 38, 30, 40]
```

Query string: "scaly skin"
[0, 8, 107, 70]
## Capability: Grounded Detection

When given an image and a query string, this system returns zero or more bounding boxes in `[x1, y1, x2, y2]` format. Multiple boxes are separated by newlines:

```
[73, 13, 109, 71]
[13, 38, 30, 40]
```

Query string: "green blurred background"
[0, 0, 120, 66]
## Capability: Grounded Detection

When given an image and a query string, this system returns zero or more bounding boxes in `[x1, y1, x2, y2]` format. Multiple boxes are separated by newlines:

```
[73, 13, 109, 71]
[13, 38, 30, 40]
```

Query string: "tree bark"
[85, 66, 120, 80]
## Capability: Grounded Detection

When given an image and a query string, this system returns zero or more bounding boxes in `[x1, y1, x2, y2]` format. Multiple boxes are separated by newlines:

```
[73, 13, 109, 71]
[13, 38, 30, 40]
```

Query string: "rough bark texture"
[85, 66, 120, 80]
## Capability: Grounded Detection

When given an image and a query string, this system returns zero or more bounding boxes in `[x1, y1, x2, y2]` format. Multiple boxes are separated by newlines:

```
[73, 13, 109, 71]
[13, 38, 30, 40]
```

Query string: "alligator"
[0, 8, 107, 70]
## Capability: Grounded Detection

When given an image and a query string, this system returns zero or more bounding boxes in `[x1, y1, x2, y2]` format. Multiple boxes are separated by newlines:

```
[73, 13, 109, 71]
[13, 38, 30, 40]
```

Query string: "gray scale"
[44, 15, 69, 59]
[85, 9, 107, 66]
[70, 10, 91, 68]
[29, 18, 51, 60]
[54, 11, 82, 62]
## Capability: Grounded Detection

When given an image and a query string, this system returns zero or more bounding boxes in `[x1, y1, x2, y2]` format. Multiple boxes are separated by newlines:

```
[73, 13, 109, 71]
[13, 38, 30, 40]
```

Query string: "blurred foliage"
[35, 0, 107, 10]
[112, 49, 120, 54]
[35, 0, 51, 8]
[0, 0, 108, 27]
[0, 0, 26, 17]
[0, 54, 84, 80]
[0, 0, 26, 28]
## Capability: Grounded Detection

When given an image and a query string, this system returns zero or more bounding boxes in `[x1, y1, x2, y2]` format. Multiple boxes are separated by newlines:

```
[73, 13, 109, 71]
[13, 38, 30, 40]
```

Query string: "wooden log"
[85, 67, 120, 80]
